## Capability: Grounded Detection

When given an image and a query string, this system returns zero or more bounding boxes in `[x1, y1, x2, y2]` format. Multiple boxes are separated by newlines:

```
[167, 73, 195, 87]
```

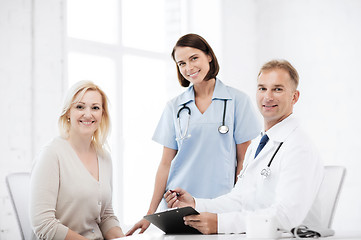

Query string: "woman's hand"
[164, 187, 195, 208]
[125, 218, 150, 236]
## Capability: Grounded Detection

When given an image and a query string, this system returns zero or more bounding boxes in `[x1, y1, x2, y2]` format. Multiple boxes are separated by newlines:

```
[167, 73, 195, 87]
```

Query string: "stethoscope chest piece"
[260, 167, 271, 178]
[218, 125, 229, 134]
[218, 99, 229, 134]
[259, 142, 284, 179]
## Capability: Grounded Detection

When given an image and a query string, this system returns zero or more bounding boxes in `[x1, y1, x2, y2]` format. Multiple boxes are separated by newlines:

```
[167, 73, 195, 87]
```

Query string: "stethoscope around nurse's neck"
[175, 99, 229, 141]
[176, 104, 191, 141]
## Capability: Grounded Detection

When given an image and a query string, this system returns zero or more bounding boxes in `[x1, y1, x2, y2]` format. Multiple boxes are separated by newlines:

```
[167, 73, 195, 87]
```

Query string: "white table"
[119, 228, 361, 240]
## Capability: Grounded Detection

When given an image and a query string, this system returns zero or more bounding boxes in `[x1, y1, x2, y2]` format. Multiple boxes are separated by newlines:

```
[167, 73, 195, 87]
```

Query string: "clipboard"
[144, 206, 201, 234]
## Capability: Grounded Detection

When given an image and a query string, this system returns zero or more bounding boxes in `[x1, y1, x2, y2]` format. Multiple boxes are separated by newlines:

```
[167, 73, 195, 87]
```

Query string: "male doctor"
[164, 59, 324, 234]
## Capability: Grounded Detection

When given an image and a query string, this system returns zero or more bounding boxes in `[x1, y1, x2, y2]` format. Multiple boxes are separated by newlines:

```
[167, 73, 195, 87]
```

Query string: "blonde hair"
[58, 80, 110, 154]
[258, 59, 299, 89]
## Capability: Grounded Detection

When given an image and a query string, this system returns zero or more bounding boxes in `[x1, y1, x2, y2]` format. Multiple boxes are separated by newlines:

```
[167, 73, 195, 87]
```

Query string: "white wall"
[0, 1, 32, 237]
[0, 0, 64, 238]
[222, 0, 259, 95]
[222, 0, 361, 231]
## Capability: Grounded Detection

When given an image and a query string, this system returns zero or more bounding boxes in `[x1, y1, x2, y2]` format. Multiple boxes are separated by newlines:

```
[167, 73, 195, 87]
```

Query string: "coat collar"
[262, 114, 299, 143]
[251, 115, 299, 161]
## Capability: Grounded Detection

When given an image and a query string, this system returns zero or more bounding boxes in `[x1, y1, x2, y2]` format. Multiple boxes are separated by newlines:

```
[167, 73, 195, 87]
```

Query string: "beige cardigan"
[30, 137, 120, 240]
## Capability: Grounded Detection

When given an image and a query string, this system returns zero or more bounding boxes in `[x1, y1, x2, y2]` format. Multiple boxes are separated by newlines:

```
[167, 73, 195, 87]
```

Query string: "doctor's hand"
[184, 212, 218, 235]
[164, 187, 195, 208]
[125, 218, 150, 236]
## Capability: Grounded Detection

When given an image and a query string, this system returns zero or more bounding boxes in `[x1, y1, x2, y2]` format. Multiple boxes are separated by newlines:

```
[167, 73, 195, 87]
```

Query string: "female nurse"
[126, 33, 260, 235]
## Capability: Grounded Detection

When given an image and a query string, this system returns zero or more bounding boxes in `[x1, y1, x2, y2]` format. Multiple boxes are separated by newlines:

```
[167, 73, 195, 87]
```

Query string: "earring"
[67, 118, 70, 122]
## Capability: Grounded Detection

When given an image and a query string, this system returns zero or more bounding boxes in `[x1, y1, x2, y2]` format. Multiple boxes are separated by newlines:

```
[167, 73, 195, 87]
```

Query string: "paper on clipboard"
[144, 206, 201, 234]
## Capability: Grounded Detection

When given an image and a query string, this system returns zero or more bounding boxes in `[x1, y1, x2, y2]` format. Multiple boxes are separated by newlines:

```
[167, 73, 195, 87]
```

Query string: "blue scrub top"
[153, 79, 261, 203]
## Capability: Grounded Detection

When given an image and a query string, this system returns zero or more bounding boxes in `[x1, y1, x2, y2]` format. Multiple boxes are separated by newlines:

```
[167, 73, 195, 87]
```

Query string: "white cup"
[246, 213, 280, 239]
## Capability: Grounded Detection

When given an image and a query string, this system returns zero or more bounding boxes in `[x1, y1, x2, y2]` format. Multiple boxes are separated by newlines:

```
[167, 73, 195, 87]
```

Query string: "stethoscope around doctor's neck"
[176, 99, 229, 141]
[240, 141, 284, 179]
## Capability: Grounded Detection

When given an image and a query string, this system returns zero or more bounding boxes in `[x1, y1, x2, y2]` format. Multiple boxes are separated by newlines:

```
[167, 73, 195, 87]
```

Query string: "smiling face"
[68, 90, 103, 137]
[257, 68, 300, 131]
[173, 46, 212, 86]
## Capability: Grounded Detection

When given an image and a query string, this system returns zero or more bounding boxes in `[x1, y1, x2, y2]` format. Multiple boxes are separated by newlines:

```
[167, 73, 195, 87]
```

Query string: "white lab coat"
[195, 116, 324, 233]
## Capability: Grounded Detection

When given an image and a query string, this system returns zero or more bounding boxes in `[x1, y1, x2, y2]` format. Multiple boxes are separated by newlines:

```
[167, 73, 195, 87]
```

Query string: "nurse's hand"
[184, 212, 218, 235]
[164, 187, 195, 208]
[125, 219, 150, 236]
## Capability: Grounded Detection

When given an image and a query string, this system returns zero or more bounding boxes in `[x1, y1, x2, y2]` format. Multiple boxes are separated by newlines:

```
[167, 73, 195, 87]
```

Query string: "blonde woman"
[30, 81, 124, 240]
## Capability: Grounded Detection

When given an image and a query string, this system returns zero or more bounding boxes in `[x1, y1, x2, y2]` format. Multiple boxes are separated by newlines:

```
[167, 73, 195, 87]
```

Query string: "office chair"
[318, 165, 346, 229]
[292, 166, 346, 238]
[6, 172, 34, 240]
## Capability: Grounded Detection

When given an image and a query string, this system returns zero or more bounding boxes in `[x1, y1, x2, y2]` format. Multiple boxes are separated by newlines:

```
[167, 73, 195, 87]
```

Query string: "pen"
[169, 190, 180, 197]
